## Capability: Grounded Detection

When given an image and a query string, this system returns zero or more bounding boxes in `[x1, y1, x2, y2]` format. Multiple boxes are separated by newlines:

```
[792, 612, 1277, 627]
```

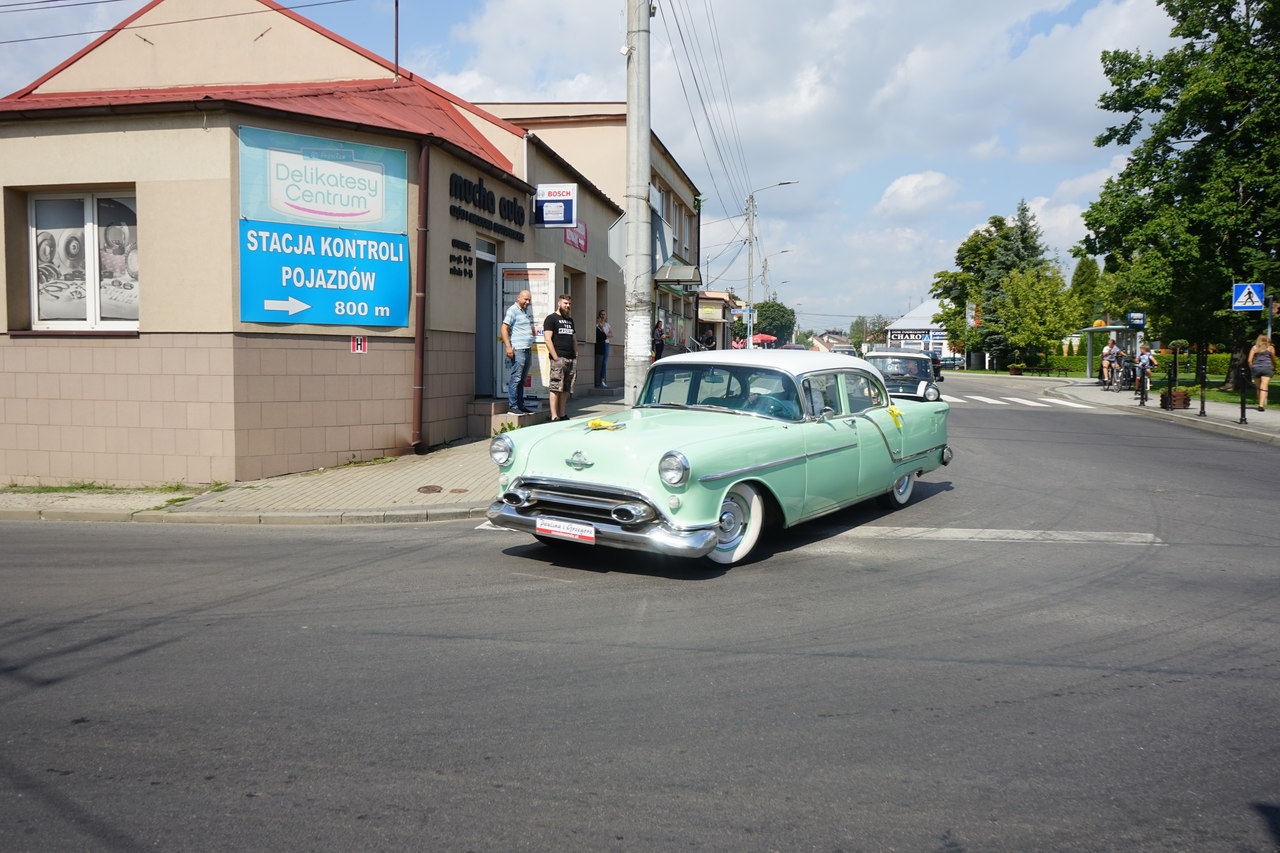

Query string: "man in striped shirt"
[501, 289, 535, 415]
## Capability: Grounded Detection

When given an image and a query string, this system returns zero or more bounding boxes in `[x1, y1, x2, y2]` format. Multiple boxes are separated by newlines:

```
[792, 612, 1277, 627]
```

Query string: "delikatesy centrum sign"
[239, 220, 409, 326]
[238, 126, 407, 233]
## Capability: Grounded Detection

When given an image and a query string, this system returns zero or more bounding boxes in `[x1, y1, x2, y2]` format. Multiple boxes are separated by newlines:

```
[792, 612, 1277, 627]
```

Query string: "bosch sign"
[534, 183, 578, 228]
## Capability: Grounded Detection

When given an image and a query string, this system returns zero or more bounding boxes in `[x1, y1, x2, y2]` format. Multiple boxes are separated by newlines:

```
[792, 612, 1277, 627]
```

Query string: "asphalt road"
[3, 374, 1278, 852]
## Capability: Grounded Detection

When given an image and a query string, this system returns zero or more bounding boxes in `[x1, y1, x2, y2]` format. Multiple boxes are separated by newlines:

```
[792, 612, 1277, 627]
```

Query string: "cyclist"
[1101, 338, 1126, 387]
[1133, 343, 1157, 397]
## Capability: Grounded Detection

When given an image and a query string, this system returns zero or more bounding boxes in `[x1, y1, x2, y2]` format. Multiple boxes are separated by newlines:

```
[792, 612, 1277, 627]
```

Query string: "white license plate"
[535, 517, 596, 544]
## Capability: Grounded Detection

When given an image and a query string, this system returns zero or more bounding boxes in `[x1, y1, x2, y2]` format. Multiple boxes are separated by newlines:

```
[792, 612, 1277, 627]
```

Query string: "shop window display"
[30, 193, 138, 328]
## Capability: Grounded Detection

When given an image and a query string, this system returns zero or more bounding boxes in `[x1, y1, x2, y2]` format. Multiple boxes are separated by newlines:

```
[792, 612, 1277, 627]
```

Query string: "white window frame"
[28, 191, 139, 331]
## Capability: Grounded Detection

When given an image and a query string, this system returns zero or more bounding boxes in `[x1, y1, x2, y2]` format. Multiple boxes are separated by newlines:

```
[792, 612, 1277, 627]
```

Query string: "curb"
[1046, 383, 1280, 446]
[0, 504, 493, 525]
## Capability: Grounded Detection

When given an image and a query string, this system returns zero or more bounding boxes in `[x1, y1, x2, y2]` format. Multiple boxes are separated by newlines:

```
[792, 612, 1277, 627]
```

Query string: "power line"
[0, 0, 357, 45]
[1, 1, 133, 14]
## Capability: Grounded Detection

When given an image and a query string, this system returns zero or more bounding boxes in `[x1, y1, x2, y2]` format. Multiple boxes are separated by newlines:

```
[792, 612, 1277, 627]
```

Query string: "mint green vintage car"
[487, 350, 952, 565]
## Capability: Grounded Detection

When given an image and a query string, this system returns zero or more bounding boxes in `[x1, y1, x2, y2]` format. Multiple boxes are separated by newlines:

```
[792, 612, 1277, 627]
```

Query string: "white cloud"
[872, 172, 961, 218]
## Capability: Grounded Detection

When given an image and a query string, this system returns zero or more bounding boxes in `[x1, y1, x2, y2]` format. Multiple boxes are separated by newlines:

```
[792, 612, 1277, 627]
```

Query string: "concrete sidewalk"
[0, 391, 628, 524]
[2, 376, 1274, 525]
[1045, 375, 1280, 445]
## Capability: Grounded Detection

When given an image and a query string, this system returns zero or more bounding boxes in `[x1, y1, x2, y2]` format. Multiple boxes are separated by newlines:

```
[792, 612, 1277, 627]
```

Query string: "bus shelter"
[1079, 325, 1143, 381]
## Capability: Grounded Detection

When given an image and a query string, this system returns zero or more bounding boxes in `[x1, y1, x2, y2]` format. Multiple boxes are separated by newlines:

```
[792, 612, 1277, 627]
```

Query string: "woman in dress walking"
[1247, 333, 1276, 411]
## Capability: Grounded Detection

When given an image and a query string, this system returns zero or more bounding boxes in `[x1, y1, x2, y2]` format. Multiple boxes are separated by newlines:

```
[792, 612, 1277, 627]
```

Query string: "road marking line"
[477, 521, 517, 532]
[837, 527, 1160, 545]
[965, 395, 1009, 405]
[941, 395, 967, 403]
[1001, 397, 1052, 407]
[1043, 399, 1094, 408]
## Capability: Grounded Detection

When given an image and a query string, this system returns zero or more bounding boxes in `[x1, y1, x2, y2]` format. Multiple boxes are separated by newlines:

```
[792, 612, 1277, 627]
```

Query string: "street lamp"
[745, 180, 798, 348]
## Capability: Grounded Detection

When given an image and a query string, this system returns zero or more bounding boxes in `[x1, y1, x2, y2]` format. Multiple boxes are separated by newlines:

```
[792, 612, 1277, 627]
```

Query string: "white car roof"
[654, 348, 882, 378]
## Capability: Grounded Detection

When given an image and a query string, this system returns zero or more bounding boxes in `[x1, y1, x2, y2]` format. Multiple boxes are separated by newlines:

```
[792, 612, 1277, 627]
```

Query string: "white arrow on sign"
[263, 296, 312, 315]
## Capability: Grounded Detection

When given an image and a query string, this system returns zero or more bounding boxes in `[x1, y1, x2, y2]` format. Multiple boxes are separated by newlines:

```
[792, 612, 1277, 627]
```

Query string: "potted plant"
[1160, 384, 1195, 409]
[1007, 363, 1026, 376]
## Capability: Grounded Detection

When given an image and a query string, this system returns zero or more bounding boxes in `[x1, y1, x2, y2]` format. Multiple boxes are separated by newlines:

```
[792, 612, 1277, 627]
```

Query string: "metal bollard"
[1239, 362, 1250, 424]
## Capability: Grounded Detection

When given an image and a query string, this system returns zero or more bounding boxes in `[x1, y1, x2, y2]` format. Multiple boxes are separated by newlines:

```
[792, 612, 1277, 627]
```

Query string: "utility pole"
[744, 181, 797, 349]
[623, 1, 654, 405]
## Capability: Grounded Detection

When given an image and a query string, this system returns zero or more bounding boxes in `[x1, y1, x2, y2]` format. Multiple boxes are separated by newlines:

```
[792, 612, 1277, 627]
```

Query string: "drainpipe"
[411, 142, 430, 451]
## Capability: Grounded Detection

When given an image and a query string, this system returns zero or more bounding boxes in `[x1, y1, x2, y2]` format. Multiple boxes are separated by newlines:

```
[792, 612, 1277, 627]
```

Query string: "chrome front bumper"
[487, 502, 719, 559]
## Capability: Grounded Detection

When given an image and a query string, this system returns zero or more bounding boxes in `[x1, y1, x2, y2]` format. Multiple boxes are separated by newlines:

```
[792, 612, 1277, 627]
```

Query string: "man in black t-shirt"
[543, 293, 577, 421]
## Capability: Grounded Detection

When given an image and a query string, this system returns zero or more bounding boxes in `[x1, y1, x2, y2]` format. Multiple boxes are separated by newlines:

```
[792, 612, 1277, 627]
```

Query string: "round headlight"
[489, 434, 514, 466]
[924, 385, 941, 402]
[658, 451, 690, 486]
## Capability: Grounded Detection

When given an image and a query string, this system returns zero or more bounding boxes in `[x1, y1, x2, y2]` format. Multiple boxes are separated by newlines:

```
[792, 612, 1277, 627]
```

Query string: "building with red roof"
[0, 0, 700, 486]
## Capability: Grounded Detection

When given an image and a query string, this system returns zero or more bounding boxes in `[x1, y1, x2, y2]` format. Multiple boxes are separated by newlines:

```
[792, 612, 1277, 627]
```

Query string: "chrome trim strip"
[806, 442, 859, 460]
[697, 452, 807, 483]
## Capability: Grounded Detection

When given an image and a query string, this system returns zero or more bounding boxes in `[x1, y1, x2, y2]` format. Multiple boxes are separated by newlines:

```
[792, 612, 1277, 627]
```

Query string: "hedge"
[1043, 353, 1232, 375]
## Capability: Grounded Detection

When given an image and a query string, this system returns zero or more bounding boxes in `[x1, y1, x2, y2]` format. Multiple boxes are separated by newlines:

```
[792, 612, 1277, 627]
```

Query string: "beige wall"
[0, 332, 413, 486]
[29, 0, 391, 95]
[0, 114, 235, 332]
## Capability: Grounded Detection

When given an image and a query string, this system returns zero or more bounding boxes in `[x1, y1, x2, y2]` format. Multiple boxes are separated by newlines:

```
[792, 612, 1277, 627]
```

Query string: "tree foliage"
[999, 266, 1076, 362]
[848, 315, 894, 346]
[738, 300, 795, 343]
[930, 200, 1053, 364]
[1080, 0, 1280, 357]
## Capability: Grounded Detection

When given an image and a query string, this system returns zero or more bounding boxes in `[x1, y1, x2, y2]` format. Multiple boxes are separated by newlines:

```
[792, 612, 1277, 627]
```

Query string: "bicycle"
[1132, 362, 1153, 405]
[1104, 357, 1129, 392]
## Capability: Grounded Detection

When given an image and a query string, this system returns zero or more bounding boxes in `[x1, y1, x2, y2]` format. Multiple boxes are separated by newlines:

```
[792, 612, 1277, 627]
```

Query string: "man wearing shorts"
[543, 293, 577, 421]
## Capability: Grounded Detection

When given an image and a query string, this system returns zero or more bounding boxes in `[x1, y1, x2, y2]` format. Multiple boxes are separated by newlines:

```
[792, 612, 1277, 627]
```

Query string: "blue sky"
[2, 0, 1179, 329]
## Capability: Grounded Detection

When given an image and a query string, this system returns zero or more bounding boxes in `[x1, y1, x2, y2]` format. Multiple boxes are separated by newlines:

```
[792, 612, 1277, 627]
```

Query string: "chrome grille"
[511, 477, 657, 526]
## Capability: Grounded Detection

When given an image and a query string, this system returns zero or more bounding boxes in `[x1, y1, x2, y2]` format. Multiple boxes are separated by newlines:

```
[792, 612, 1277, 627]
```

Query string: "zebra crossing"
[941, 394, 1094, 409]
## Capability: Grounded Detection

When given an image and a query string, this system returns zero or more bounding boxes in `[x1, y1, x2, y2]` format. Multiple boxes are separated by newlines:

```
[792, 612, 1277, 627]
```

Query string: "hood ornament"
[565, 450, 594, 471]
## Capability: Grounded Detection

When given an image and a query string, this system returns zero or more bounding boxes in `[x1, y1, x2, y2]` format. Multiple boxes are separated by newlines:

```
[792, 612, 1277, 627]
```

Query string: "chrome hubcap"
[718, 501, 745, 539]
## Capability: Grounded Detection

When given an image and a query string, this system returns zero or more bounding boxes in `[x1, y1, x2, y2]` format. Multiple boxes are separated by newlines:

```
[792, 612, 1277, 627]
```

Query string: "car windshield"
[638, 363, 803, 420]
[866, 356, 928, 379]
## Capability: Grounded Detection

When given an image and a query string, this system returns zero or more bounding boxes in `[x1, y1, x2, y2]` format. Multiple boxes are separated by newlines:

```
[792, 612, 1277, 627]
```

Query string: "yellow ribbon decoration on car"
[586, 418, 626, 431]
[887, 405, 903, 428]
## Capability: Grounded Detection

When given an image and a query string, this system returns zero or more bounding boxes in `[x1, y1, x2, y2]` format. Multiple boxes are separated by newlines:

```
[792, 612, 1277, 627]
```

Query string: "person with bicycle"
[1133, 343, 1157, 397]
[1101, 338, 1125, 386]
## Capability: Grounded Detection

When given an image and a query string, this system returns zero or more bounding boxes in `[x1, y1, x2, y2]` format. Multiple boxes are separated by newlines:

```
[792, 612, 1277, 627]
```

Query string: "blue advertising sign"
[239, 126, 407, 233]
[239, 220, 409, 326]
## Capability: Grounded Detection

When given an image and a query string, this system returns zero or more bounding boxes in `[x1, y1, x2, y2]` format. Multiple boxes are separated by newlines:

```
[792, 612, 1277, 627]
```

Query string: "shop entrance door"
[493, 262, 555, 402]
[473, 256, 496, 396]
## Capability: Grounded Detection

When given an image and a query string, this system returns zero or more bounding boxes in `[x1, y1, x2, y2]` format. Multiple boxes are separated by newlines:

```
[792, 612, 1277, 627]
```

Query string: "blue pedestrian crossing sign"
[1232, 283, 1265, 310]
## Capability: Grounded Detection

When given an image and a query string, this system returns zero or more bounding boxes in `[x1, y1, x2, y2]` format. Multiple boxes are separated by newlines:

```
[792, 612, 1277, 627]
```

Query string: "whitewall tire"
[877, 472, 915, 509]
[707, 482, 764, 565]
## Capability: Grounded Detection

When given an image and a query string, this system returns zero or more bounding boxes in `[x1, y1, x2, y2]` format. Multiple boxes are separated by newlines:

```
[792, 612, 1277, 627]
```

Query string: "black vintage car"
[863, 349, 943, 402]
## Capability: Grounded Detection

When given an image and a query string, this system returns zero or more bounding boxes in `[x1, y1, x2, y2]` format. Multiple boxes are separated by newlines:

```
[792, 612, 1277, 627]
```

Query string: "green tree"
[1068, 256, 1103, 326]
[999, 266, 1075, 364]
[849, 314, 893, 347]
[1080, 0, 1280, 384]
[976, 200, 1051, 364]
[931, 201, 1052, 366]
[930, 217, 1005, 355]
[752, 301, 796, 343]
